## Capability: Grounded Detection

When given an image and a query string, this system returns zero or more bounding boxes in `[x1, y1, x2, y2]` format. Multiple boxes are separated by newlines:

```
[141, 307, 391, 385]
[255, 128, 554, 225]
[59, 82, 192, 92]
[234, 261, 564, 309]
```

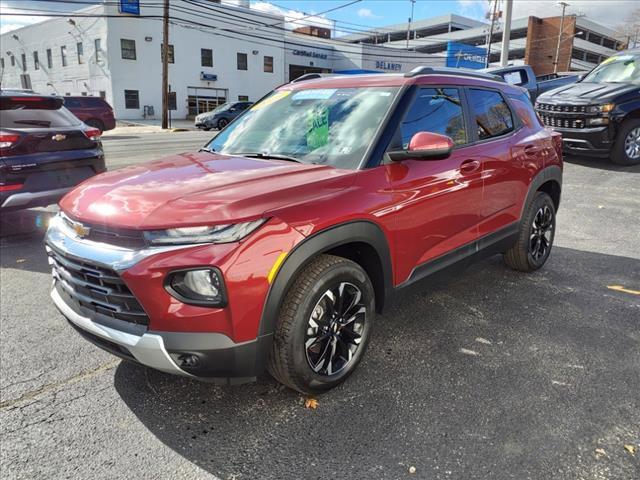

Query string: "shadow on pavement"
[101, 135, 141, 141]
[0, 209, 55, 275]
[564, 154, 640, 172]
[114, 247, 640, 480]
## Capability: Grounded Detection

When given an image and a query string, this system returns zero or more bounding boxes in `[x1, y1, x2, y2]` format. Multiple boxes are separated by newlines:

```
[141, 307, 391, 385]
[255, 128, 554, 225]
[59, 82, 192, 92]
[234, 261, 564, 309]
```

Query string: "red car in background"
[45, 68, 563, 394]
[64, 96, 116, 132]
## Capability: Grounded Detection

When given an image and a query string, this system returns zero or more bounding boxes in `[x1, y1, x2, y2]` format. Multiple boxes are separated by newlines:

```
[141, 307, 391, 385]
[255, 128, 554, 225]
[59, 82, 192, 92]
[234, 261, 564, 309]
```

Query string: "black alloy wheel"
[529, 204, 554, 262]
[304, 282, 366, 376]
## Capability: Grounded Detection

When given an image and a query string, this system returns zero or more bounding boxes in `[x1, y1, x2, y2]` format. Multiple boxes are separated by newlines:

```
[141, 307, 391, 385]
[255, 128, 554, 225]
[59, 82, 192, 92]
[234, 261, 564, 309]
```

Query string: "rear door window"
[399, 87, 467, 147]
[467, 88, 514, 141]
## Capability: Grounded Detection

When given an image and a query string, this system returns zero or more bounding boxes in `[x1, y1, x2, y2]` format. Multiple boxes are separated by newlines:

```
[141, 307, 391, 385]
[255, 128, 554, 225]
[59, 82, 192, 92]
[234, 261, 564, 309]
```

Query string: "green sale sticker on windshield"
[307, 108, 329, 149]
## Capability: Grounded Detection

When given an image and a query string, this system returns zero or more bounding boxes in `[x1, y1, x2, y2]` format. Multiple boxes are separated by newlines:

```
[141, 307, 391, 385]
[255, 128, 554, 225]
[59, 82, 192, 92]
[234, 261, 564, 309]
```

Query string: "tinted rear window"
[467, 89, 514, 140]
[82, 97, 108, 108]
[0, 105, 81, 129]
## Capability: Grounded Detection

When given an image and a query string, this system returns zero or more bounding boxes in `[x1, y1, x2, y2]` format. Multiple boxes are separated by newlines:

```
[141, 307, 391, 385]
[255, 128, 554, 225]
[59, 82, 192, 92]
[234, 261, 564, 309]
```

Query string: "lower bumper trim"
[52, 287, 191, 377]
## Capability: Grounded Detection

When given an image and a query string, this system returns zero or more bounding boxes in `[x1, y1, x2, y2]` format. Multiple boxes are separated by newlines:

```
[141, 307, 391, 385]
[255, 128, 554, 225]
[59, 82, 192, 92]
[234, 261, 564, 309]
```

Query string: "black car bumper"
[1, 152, 105, 210]
[549, 126, 615, 158]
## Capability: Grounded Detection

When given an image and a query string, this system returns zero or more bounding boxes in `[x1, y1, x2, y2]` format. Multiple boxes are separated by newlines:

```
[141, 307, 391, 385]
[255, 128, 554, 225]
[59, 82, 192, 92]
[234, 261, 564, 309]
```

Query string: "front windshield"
[582, 54, 640, 85]
[206, 86, 400, 169]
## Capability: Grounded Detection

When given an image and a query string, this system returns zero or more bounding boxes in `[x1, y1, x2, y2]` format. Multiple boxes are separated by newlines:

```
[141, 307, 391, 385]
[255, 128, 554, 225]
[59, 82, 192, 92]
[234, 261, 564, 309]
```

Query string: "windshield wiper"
[235, 152, 302, 163]
[199, 146, 216, 154]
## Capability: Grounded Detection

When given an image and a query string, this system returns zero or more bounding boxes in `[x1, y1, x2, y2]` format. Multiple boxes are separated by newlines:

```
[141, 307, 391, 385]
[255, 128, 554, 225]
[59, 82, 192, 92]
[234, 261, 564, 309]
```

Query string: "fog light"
[165, 268, 227, 307]
[177, 354, 200, 368]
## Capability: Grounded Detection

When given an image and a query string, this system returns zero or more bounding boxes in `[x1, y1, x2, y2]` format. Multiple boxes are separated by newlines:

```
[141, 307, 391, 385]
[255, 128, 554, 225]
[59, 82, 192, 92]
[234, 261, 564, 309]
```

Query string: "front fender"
[258, 220, 393, 337]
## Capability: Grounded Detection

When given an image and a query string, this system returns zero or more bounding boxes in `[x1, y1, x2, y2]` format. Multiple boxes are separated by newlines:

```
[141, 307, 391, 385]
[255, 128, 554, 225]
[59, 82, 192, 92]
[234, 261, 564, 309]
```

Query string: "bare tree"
[615, 8, 640, 49]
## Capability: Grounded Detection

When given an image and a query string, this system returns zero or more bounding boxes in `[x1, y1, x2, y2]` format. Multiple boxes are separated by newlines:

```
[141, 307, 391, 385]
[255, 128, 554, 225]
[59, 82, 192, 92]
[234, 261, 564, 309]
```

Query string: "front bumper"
[543, 126, 614, 158]
[45, 214, 277, 383]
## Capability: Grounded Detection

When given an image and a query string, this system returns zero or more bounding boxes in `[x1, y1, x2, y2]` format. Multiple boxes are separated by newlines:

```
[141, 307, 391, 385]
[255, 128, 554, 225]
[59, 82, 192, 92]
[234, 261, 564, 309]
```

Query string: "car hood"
[59, 152, 356, 230]
[537, 82, 638, 104]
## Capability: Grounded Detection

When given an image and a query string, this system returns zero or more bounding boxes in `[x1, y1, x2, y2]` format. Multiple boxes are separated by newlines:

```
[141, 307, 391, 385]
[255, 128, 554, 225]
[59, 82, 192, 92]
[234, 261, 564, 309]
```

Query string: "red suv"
[64, 96, 116, 132]
[46, 69, 562, 394]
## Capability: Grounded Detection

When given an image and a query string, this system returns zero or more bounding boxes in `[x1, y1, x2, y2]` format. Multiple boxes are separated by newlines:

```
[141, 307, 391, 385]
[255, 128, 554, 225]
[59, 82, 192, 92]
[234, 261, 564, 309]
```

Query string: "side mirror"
[387, 132, 454, 161]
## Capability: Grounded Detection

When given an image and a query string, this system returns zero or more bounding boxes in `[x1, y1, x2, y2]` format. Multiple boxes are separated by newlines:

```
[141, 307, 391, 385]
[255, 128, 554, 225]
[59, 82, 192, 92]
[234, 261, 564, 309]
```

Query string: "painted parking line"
[607, 285, 640, 296]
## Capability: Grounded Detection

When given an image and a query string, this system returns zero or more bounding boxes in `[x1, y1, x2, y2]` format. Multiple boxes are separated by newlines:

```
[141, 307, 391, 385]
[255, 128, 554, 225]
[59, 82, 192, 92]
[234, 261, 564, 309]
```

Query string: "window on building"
[121, 39, 136, 60]
[467, 89, 514, 141]
[160, 44, 174, 63]
[20, 74, 32, 90]
[21, 53, 26, 72]
[99, 90, 106, 99]
[571, 49, 585, 60]
[264, 55, 273, 73]
[238, 95, 249, 101]
[10, 55, 15, 67]
[61, 46, 68, 67]
[94, 38, 101, 62]
[237, 52, 248, 71]
[124, 90, 140, 109]
[33, 51, 39, 70]
[77, 42, 84, 64]
[399, 88, 467, 148]
[586, 52, 600, 64]
[0, 58, 4, 69]
[46, 49, 53, 68]
[201, 48, 213, 67]
[588, 33, 603, 46]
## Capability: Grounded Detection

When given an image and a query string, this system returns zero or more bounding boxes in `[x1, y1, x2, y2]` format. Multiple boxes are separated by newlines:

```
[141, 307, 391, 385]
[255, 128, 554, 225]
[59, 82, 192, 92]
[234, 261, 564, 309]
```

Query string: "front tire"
[504, 192, 556, 272]
[217, 118, 228, 130]
[267, 255, 375, 394]
[611, 119, 640, 166]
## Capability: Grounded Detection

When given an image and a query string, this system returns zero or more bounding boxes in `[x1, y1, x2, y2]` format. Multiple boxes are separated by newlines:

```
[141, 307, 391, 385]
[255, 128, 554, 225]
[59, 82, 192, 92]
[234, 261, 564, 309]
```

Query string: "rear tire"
[85, 118, 105, 132]
[504, 192, 556, 272]
[267, 255, 375, 394]
[611, 119, 640, 166]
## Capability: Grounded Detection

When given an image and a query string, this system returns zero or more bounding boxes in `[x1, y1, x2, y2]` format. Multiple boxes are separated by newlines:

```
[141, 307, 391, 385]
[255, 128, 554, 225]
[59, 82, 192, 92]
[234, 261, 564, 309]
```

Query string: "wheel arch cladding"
[522, 166, 562, 216]
[258, 221, 394, 337]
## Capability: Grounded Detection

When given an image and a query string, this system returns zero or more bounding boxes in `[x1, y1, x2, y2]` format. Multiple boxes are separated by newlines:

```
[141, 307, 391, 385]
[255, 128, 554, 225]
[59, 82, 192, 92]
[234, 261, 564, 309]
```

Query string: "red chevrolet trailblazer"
[46, 68, 562, 394]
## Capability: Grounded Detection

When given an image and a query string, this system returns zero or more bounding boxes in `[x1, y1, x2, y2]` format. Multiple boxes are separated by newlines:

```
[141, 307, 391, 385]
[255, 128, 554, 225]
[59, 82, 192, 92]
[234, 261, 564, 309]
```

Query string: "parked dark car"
[64, 96, 116, 132]
[536, 49, 640, 165]
[483, 65, 580, 102]
[194, 101, 253, 130]
[0, 93, 106, 211]
[46, 67, 562, 394]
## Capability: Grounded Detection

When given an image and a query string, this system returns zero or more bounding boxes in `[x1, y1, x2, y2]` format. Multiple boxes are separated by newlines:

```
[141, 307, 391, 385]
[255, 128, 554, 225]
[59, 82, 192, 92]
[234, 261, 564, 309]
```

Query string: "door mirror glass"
[388, 132, 454, 161]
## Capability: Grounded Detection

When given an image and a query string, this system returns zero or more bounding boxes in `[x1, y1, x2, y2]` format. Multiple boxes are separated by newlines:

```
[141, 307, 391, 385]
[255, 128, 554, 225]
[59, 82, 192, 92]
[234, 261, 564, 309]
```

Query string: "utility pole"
[485, 0, 499, 68]
[161, 0, 169, 129]
[499, 0, 513, 66]
[553, 2, 569, 73]
[406, 0, 415, 49]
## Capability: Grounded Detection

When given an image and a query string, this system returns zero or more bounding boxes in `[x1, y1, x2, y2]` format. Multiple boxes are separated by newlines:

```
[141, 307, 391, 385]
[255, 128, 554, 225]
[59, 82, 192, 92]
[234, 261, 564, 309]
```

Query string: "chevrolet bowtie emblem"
[52, 134, 67, 142]
[71, 221, 90, 238]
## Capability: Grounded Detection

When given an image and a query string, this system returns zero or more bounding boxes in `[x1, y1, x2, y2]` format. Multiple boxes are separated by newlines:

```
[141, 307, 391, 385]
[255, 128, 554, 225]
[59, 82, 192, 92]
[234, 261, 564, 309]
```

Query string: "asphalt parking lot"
[1, 132, 638, 480]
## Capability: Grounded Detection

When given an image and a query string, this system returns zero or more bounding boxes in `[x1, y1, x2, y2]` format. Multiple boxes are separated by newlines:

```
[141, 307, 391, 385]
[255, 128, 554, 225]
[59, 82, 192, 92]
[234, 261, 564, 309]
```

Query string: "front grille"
[47, 245, 149, 325]
[60, 214, 146, 249]
[536, 103, 588, 129]
[538, 114, 587, 129]
[536, 103, 587, 113]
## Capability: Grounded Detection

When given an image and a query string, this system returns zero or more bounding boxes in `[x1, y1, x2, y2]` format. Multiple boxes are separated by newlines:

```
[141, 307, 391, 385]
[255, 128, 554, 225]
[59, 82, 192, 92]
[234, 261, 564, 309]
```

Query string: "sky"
[1, 0, 638, 36]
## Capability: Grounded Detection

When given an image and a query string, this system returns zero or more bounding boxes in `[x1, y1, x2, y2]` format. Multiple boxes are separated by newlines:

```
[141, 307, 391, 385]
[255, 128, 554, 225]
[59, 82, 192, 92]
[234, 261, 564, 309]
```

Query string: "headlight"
[165, 268, 226, 307]
[586, 117, 610, 126]
[587, 103, 615, 113]
[144, 219, 267, 245]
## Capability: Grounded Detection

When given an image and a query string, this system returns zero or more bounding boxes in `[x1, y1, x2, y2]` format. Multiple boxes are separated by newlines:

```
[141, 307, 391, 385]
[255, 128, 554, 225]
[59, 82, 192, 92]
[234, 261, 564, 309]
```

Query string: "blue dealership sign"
[446, 42, 487, 70]
[119, 0, 140, 15]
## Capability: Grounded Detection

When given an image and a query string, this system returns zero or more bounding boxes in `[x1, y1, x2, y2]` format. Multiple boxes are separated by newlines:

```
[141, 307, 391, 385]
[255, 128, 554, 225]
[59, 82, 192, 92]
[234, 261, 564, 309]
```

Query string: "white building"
[0, 1, 444, 121]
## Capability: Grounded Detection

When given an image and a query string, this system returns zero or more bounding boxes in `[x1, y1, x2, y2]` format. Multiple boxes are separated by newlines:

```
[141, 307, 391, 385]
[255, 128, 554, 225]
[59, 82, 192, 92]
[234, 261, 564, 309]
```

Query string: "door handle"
[459, 159, 480, 174]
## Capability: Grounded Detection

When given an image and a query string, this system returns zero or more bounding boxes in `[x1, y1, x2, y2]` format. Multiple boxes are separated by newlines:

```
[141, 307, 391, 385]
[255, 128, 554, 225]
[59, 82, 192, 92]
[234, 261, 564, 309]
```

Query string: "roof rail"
[405, 66, 504, 82]
[290, 73, 341, 83]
